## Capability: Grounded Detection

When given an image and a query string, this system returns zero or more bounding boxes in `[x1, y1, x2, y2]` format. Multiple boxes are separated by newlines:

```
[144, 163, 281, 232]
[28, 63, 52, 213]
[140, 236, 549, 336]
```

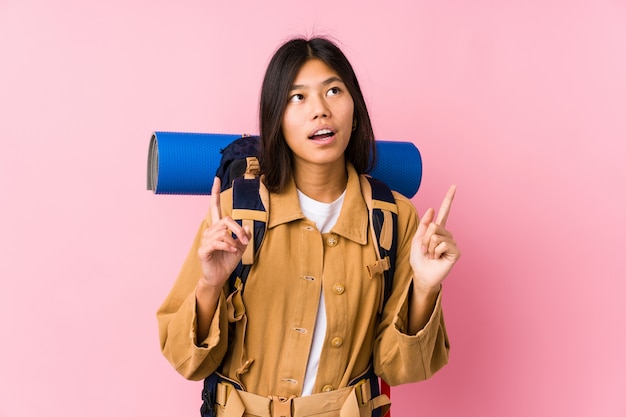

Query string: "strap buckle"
[353, 378, 372, 407]
[270, 395, 295, 417]
[366, 256, 391, 279]
[216, 382, 234, 407]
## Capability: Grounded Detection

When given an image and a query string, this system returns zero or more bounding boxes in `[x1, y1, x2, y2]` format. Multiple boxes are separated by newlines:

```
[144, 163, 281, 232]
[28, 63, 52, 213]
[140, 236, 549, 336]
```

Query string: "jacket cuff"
[190, 292, 225, 351]
[393, 281, 443, 342]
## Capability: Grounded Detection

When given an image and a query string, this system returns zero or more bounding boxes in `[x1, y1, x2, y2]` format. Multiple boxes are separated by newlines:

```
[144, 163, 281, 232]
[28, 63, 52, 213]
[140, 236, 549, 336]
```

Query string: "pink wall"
[1, 1, 625, 416]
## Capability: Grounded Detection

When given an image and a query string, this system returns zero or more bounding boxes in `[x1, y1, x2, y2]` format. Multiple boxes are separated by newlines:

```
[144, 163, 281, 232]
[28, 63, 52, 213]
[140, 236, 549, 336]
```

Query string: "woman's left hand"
[410, 185, 461, 293]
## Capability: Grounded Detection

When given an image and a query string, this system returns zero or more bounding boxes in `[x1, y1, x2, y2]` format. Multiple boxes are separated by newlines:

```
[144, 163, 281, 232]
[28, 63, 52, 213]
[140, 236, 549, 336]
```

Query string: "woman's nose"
[310, 95, 330, 119]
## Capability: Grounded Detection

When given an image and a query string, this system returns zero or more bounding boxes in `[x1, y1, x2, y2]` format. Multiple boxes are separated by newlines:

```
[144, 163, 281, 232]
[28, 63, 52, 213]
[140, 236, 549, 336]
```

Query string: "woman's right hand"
[197, 177, 251, 290]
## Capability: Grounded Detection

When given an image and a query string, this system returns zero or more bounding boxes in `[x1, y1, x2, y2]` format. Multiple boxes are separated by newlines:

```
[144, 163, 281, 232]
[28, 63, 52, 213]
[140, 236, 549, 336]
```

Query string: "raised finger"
[436, 185, 456, 227]
[422, 222, 439, 253]
[415, 208, 435, 242]
[210, 177, 222, 224]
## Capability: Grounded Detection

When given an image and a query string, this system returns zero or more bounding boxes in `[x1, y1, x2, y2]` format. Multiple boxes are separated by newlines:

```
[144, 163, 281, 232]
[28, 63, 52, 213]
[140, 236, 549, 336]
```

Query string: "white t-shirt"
[297, 189, 346, 396]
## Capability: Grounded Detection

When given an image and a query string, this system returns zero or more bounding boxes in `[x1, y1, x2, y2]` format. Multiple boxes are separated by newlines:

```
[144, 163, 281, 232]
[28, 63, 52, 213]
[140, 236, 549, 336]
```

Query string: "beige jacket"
[157, 164, 449, 398]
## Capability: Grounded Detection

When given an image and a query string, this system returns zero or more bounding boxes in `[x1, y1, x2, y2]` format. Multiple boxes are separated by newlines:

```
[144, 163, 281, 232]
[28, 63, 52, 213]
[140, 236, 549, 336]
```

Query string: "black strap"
[201, 373, 244, 417]
[365, 176, 398, 307]
[229, 176, 267, 294]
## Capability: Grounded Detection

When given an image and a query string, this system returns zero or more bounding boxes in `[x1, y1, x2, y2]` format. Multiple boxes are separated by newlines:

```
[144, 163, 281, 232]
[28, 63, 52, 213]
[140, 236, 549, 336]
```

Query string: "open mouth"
[308, 128, 336, 140]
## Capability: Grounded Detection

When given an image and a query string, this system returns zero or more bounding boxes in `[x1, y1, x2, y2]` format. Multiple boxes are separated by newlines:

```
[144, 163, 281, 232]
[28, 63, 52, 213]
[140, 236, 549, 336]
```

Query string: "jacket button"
[326, 235, 338, 247]
[322, 385, 334, 392]
[331, 337, 343, 348]
[332, 283, 345, 295]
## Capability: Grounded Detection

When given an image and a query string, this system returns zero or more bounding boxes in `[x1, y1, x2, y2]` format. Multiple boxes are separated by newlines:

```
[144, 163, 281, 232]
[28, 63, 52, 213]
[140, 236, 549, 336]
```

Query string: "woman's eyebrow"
[289, 76, 344, 91]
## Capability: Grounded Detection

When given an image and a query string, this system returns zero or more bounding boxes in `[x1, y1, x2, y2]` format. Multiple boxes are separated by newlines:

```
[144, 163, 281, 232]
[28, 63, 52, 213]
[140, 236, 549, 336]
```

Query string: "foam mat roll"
[147, 132, 422, 198]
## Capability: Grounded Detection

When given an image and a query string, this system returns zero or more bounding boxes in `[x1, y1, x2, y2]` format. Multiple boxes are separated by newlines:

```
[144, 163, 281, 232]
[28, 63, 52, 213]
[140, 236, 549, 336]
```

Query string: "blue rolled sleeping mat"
[147, 132, 423, 198]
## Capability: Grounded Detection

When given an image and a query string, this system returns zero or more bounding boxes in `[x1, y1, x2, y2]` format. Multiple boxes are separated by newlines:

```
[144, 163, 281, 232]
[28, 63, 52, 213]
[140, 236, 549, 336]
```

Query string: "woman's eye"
[289, 93, 304, 102]
[327, 87, 340, 97]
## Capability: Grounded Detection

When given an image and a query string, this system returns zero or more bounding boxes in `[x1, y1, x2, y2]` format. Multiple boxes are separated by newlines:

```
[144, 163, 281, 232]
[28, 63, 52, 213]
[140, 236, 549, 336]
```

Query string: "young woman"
[157, 37, 460, 417]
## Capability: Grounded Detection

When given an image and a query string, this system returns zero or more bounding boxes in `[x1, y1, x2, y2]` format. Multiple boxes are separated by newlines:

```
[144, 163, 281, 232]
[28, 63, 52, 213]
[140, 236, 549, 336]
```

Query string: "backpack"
[201, 135, 397, 417]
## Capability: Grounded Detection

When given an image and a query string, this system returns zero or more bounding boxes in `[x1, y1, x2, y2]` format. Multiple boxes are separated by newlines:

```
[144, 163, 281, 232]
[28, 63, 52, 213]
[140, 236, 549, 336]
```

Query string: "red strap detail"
[381, 380, 391, 417]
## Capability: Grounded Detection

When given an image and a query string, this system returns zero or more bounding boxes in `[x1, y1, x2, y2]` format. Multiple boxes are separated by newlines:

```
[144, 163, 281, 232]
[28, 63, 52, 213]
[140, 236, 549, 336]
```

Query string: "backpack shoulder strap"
[360, 175, 399, 416]
[203, 158, 267, 416]
[228, 161, 268, 293]
[360, 175, 399, 312]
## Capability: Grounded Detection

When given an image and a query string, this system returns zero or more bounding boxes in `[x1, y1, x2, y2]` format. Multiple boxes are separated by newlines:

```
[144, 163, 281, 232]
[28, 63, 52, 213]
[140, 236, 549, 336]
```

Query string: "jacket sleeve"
[373, 194, 450, 386]
[156, 214, 230, 381]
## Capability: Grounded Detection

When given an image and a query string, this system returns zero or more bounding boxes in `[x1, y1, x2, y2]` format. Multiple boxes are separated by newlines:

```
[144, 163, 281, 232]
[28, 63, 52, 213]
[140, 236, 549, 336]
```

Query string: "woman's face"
[281, 58, 355, 172]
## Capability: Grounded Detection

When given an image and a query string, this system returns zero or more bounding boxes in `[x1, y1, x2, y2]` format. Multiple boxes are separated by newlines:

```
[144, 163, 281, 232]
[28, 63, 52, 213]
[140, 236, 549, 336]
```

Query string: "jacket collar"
[267, 163, 368, 245]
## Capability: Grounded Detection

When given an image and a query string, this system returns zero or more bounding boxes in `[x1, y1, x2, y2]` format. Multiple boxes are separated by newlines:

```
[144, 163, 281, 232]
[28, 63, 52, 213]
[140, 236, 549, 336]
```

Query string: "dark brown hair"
[258, 37, 376, 193]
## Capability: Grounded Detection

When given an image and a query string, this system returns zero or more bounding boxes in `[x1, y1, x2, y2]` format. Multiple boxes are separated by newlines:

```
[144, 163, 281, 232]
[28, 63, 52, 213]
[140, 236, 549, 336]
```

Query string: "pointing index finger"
[210, 177, 222, 223]
[436, 185, 456, 226]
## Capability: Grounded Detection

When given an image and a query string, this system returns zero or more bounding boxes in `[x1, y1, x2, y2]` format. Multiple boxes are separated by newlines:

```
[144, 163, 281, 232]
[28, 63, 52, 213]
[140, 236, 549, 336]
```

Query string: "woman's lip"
[307, 131, 338, 147]
[308, 126, 336, 139]
[308, 132, 336, 140]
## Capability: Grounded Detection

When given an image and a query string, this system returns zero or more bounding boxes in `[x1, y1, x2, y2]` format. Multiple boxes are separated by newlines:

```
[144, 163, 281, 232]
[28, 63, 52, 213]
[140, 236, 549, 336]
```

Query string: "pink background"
[1, 1, 625, 416]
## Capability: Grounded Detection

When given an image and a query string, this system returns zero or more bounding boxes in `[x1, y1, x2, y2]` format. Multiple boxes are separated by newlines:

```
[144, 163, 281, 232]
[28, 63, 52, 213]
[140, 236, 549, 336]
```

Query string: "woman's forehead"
[291, 59, 343, 87]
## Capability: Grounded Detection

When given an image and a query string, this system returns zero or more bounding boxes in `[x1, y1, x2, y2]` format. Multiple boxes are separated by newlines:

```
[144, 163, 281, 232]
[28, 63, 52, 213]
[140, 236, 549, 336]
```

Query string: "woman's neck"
[293, 161, 348, 203]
